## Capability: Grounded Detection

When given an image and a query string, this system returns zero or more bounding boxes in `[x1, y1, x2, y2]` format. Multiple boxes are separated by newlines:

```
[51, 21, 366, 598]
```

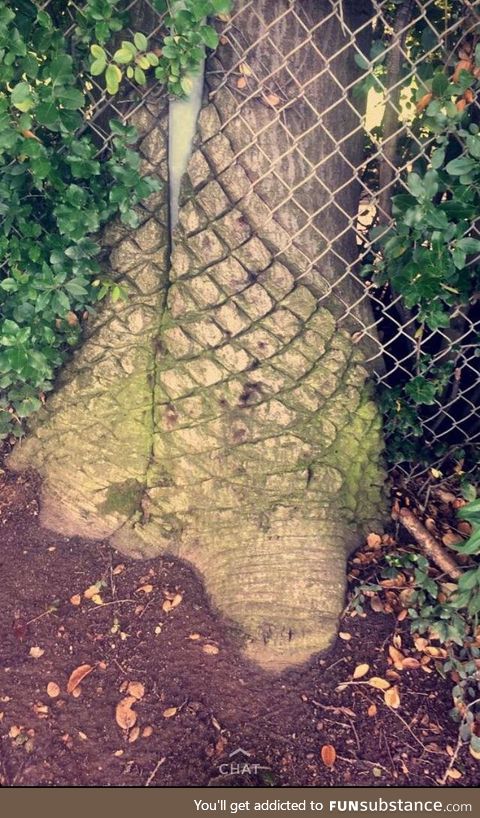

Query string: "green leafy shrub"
[364, 44, 480, 466]
[90, 0, 232, 97]
[0, 2, 161, 438]
[0, 0, 232, 439]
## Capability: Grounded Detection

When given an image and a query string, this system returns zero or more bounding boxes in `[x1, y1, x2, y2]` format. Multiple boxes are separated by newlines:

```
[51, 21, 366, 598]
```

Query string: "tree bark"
[9, 0, 385, 671]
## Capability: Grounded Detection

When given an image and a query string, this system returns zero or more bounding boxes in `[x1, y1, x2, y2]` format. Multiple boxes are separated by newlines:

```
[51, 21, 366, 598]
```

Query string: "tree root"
[394, 507, 461, 580]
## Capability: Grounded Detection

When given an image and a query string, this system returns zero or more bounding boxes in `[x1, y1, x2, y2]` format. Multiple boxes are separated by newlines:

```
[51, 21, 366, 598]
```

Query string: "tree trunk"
[9, 0, 385, 671]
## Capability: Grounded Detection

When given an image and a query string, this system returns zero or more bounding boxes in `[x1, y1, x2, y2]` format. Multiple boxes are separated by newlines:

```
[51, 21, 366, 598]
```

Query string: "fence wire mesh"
[16, 1, 480, 476]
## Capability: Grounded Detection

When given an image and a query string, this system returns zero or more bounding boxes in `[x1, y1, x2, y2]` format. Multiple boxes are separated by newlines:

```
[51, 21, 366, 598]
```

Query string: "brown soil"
[0, 459, 479, 788]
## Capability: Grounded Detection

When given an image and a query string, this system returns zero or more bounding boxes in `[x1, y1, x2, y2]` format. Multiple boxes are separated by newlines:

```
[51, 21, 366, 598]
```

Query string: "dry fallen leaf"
[368, 677, 391, 690]
[127, 681, 145, 700]
[264, 93, 280, 106]
[162, 593, 183, 613]
[367, 532, 382, 548]
[320, 744, 336, 768]
[67, 663, 94, 695]
[189, 633, 201, 641]
[70, 594, 81, 606]
[384, 686, 401, 709]
[388, 645, 405, 669]
[446, 768, 462, 780]
[137, 584, 153, 594]
[46, 682, 60, 699]
[367, 703, 377, 717]
[142, 725, 154, 738]
[239, 62, 253, 76]
[424, 646, 447, 658]
[352, 663, 370, 679]
[128, 726, 140, 743]
[401, 657, 421, 670]
[72, 686, 82, 699]
[163, 706, 178, 719]
[236, 76, 247, 89]
[29, 646, 45, 659]
[338, 632, 351, 641]
[442, 531, 463, 547]
[115, 696, 137, 730]
[112, 564, 125, 575]
[84, 583, 102, 600]
[202, 644, 219, 655]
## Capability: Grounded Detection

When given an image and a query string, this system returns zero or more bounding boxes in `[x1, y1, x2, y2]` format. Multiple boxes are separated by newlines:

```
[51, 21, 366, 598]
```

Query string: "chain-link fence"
[204, 0, 480, 478]
[26, 1, 480, 476]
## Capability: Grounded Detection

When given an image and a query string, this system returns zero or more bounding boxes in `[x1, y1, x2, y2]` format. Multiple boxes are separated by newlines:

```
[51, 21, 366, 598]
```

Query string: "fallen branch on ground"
[394, 507, 461, 580]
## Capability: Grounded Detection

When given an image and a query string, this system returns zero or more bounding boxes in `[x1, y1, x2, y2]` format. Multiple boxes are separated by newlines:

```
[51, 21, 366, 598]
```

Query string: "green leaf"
[133, 32, 148, 52]
[180, 75, 193, 96]
[458, 568, 479, 592]
[57, 88, 84, 110]
[136, 54, 150, 70]
[445, 156, 477, 176]
[407, 172, 424, 199]
[49, 55, 73, 85]
[16, 397, 41, 417]
[354, 52, 369, 70]
[35, 101, 59, 127]
[114, 47, 134, 64]
[134, 66, 146, 85]
[211, 0, 232, 11]
[105, 64, 122, 94]
[90, 44, 106, 60]
[404, 376, 437, 406]
[11, 82, 35, 112]
[458, 498, 480, 526]
[431, 72, 449, 96]
[456, 237, 480, 255]
[451, 528, 480, 556]
[430, 147, 445, 169]
[90, 58, 106, 76]
[0, 278, 17, 292]
[200, 25, 219, 49]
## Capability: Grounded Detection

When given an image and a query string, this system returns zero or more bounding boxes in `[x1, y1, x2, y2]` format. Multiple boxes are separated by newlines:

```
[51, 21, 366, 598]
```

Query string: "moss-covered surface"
[8, 42, 386, 670]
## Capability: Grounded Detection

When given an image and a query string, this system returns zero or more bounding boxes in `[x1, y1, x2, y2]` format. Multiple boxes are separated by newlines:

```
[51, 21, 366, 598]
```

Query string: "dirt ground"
[0, 456, 479, 788]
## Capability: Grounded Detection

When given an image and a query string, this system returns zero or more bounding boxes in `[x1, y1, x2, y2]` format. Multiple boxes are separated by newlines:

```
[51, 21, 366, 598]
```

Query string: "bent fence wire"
[31, 2, 480, 475]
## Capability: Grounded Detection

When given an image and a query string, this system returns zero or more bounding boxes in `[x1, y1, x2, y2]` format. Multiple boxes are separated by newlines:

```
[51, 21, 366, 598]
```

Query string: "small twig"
[385, 705, 426, 750]
[439, 731, 464, 785]
[336, 755, 390, 774]
[145, 757, 166, 787]
[323, 656, 348, 673]
[25, 608, 57, 626]
[393, 507, 461, 580]
[381, 728, 397, 778]
[349, 719, 361, 752]
[86, 598, 137, 611]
